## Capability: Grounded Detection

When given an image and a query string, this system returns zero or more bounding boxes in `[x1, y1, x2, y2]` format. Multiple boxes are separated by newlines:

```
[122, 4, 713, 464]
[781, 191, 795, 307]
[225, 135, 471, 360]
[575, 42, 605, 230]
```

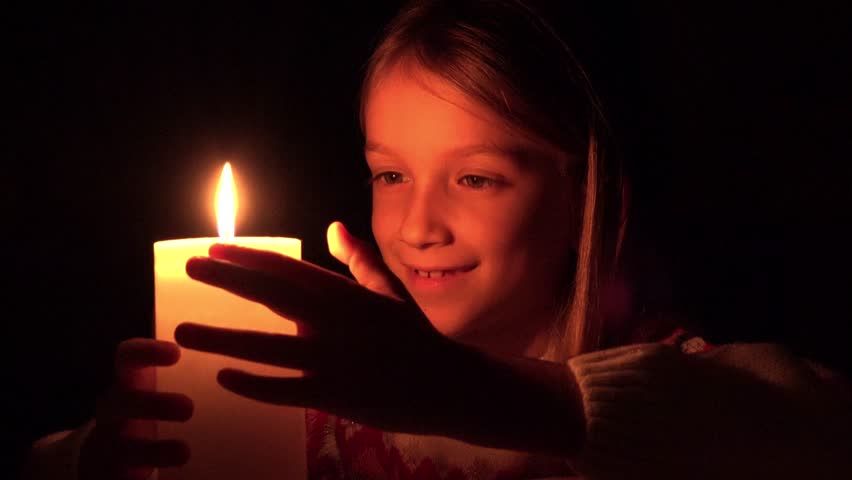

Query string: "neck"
[455, 305, 555, 359]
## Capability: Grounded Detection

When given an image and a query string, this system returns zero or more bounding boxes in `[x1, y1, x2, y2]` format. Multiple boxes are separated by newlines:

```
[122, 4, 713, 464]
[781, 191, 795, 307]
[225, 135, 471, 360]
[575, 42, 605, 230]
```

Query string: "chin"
[418, 305, 460, 334]
[419, 304, 483, 339]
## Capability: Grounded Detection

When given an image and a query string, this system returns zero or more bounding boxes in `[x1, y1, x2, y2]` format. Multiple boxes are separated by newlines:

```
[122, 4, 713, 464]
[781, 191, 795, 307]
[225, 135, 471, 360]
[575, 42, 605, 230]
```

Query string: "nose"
[398, 186, 453, 249]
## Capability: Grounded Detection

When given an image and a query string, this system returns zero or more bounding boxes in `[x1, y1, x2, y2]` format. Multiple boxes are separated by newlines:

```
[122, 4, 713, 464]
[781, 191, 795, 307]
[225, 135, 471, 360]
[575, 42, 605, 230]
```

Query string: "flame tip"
[215, 163, 238, 239]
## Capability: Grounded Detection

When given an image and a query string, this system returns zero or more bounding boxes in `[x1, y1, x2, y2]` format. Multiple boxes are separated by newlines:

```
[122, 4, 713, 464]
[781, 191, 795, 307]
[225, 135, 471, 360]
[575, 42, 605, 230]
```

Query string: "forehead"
[363, 63, 523, 152]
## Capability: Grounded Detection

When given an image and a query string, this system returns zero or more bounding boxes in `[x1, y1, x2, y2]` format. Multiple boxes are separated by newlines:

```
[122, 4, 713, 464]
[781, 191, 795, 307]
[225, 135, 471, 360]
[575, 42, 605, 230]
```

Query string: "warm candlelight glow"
[215, 162, 237, 241]
[154, 162, 305, 479]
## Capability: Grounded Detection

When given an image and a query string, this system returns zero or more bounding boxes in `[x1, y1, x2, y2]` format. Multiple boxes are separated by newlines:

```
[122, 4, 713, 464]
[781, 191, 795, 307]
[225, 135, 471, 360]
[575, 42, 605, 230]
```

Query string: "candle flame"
[215, 162, 238, 241]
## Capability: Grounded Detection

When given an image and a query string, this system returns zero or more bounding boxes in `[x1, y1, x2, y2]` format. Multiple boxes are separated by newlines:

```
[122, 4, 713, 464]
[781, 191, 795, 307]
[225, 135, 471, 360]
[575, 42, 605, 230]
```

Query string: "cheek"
[477, 186, 575, 295]
[479, 191, 554, 252]
[371, 193, 402, 256]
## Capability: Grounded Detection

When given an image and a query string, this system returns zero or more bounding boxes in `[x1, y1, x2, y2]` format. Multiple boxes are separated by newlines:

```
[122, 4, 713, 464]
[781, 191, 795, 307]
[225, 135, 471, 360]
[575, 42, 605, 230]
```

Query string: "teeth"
[415, 269, 447, 279]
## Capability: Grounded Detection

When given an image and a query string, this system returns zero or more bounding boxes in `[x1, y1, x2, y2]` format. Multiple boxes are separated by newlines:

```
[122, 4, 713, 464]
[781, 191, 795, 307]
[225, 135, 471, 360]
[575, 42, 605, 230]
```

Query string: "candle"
[154, 163, 306, 480]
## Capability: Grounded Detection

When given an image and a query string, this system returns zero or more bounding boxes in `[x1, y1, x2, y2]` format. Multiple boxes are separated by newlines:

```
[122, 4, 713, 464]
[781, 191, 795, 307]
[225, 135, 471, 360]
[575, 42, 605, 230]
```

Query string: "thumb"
[326, 221, 407, 300]
[326, 220, 356, 266]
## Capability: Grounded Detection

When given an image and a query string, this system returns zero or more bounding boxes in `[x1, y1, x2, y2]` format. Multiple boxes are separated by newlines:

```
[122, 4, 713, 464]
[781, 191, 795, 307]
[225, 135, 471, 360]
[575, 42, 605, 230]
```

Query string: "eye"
[459, 175, 497, 189]
[371, 171, 407, 185]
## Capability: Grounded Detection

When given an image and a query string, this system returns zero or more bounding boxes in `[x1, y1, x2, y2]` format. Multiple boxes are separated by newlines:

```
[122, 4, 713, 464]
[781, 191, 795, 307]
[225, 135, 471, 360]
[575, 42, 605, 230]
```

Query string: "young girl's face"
[364, 63, 579, 354]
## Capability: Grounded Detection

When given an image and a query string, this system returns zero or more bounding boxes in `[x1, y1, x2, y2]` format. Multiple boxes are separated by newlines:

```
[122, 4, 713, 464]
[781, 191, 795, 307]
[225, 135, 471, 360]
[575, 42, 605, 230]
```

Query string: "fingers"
[326, 220, 356, 265]
[327, 221, 406, 300]
[186, 253, 387, 328]
[116, 338, 181, 390]
[89, 389, 192, 479]
[206, 243, 354, 291]
[116, 339, 181, 369]
[217, 368, 325, 408]
[185, 256, 336, 325]
[174, 323, 318, 371]
[82, 339, 191, 479]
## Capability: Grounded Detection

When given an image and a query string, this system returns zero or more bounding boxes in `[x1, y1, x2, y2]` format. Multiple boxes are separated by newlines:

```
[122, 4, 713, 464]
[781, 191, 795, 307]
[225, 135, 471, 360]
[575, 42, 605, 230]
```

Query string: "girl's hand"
[325, 221, 408, 301]
[78, 339, 192, 480]
[173, 242, 472, 436]
[174, 236, 583, 453]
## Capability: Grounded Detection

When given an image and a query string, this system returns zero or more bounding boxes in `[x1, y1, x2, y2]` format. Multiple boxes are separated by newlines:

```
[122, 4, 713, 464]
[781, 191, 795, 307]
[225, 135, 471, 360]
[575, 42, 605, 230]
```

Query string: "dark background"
[6, 1, 850, 475]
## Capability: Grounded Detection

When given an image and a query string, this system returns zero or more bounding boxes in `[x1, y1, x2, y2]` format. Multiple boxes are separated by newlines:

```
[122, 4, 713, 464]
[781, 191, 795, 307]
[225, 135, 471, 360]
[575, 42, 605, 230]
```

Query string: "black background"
[6, 1, 850, 475]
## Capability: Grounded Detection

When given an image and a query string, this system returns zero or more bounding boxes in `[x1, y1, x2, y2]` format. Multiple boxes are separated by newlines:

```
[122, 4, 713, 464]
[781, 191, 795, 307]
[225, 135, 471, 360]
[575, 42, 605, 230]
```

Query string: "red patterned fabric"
[661, 328, 715, 353]
[306, 405, 575, 479]
[306, 409, 476, 480]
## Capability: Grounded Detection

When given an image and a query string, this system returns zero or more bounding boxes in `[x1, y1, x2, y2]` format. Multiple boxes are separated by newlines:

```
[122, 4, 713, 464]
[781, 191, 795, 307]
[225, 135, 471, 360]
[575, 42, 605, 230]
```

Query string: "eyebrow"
[364, 141, 522, 159]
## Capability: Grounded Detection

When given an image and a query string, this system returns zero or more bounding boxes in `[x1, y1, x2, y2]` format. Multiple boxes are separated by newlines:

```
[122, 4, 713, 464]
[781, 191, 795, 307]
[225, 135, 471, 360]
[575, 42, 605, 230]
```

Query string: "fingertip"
[176, 395, 195, 421]
[160, 341, 182, 364]
[116, 338, 181, 368]
[334, 220, 353, 241]
[173, 323, 197, 347]
[185, 256, 201, 276]
[185, 256, 212, 279]
[217, 368, 242, 387]
[327, 221, 347, 262]
[326, 220, 341, 240]
[325, 222, 335, 247]
[208, 243, 231, 259]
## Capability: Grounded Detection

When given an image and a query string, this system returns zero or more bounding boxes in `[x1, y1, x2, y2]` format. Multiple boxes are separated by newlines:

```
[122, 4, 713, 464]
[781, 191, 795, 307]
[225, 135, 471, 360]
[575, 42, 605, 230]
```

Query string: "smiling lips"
[414, 268, 463, 279]
[406, 263, 477, 283]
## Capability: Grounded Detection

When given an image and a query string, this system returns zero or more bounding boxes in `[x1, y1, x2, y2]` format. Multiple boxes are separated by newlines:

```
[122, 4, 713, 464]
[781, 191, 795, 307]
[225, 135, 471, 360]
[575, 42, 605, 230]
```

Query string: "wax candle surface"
[154, 237, 305, 480]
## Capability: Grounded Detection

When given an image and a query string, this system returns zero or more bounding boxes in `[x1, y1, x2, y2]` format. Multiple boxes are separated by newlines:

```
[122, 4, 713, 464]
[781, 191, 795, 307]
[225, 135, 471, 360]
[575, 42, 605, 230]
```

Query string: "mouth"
[412, 267, 473, 279]
[404, 263, 478, 287]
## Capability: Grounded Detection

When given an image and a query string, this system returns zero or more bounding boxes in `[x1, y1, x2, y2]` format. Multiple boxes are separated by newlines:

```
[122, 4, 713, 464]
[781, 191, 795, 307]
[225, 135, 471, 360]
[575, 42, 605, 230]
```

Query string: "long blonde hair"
[360, 0, 628, 360]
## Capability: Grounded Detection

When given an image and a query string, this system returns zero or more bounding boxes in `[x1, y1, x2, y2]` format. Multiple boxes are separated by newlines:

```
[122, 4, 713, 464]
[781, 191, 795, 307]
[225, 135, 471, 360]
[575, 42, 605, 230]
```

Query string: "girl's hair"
[359, 0, 627, 360]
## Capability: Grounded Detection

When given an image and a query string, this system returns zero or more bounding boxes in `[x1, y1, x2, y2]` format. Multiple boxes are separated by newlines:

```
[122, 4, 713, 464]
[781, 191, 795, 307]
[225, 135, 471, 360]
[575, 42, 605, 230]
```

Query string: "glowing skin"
[364, 63, 579, 357]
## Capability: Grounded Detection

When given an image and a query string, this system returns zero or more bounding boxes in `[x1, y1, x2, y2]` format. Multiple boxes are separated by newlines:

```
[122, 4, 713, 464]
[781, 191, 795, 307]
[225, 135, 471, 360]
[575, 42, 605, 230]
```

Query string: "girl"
[26, 1, 851, 479]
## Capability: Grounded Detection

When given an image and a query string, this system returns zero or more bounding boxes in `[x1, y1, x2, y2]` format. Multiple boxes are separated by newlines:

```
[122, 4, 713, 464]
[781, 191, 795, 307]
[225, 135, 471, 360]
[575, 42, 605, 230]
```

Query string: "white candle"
[154, 163, 306, 480]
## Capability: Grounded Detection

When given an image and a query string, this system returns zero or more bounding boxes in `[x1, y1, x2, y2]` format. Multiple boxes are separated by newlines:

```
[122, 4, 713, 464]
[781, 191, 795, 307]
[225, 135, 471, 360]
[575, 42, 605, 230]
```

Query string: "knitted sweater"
[23, 335, 852, 480]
